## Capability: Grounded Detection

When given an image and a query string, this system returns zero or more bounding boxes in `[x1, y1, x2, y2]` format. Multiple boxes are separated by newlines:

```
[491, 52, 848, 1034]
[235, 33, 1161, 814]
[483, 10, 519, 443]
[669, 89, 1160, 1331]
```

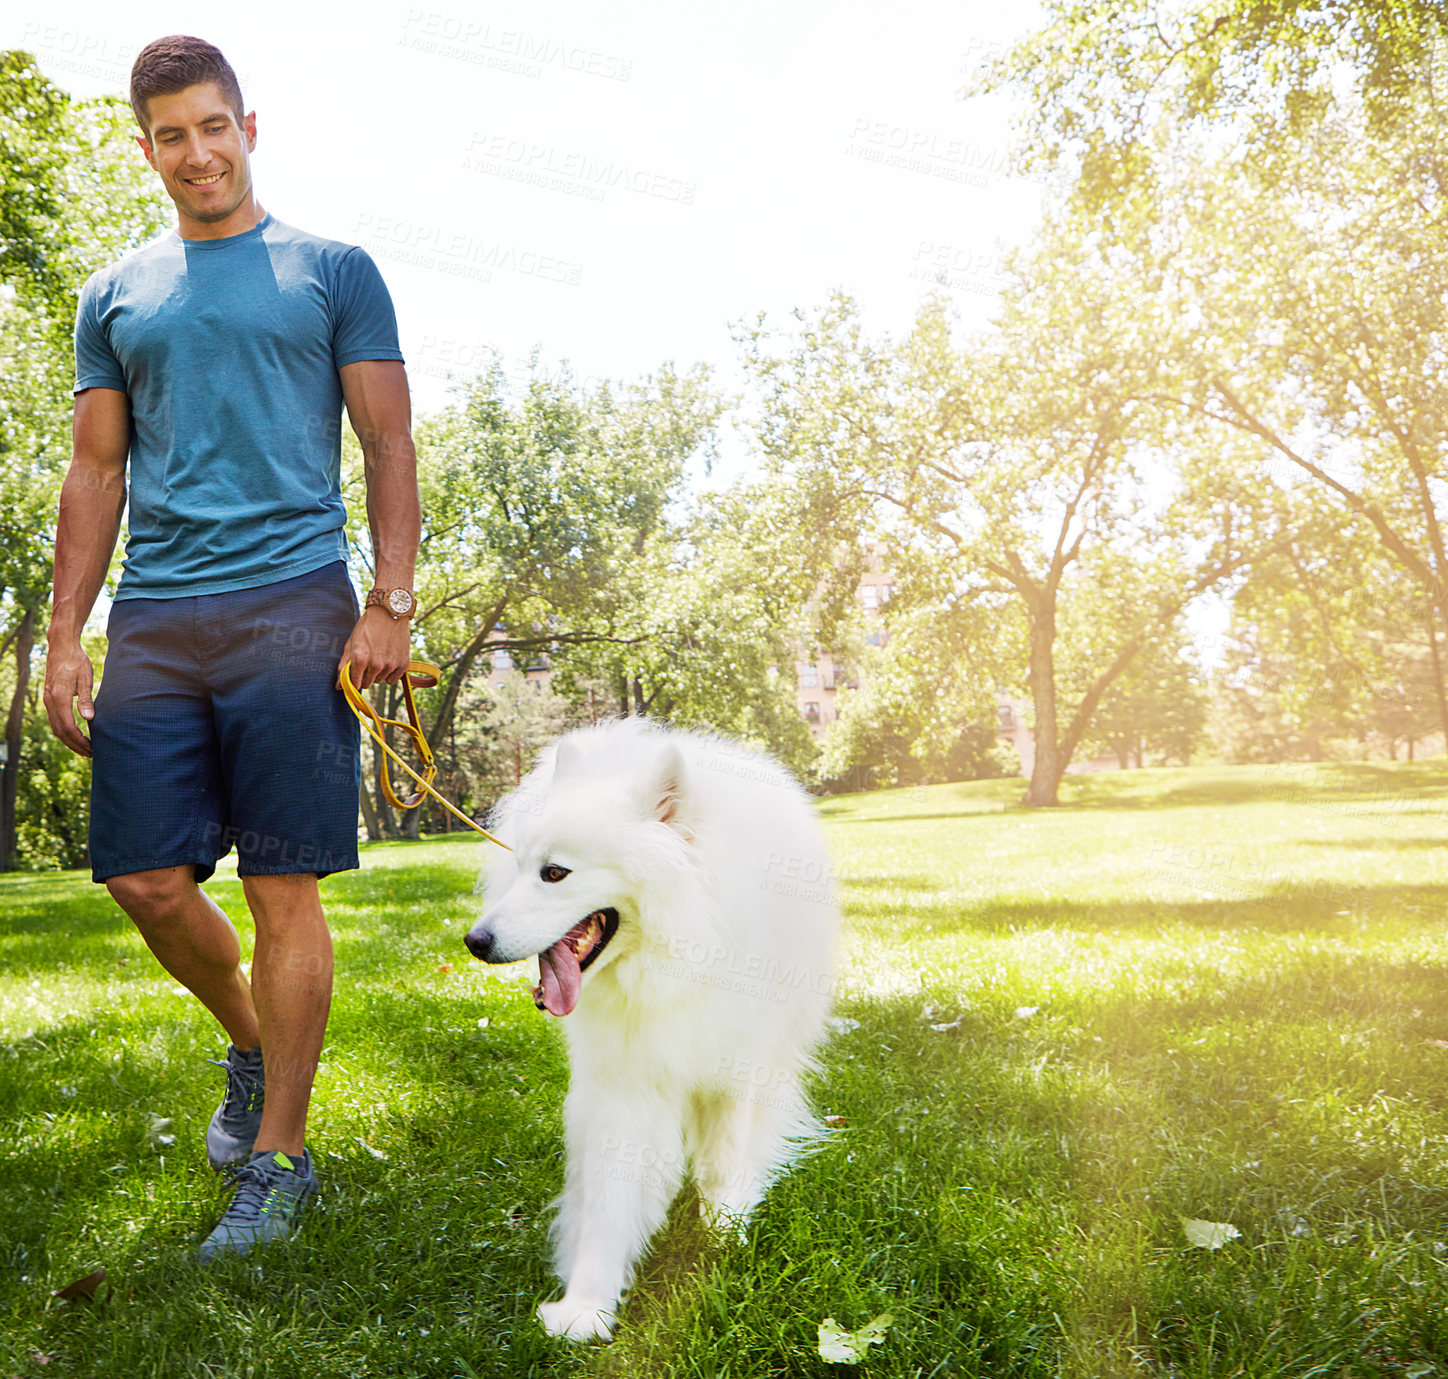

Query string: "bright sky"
[6, 0, 1048, 426]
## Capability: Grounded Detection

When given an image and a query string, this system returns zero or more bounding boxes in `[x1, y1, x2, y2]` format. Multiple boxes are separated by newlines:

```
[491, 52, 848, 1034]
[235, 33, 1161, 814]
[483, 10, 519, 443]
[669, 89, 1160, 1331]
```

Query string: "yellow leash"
[340, 660, 509, 851]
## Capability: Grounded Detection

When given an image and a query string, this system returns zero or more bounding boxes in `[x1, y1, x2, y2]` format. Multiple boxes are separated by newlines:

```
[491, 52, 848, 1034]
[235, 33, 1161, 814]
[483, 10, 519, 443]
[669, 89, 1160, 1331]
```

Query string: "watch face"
[387, 589, 413, 615]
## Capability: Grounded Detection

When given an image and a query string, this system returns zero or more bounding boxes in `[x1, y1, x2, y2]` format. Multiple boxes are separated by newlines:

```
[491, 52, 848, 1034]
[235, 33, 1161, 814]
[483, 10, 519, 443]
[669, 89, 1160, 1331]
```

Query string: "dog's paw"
[537, 1297, 617, 1342]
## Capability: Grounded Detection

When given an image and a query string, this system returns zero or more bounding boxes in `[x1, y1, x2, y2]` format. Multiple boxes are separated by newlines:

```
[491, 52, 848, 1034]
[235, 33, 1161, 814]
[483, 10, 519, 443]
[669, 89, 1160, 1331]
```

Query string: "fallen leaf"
[52, 1268, 106, 1302]
[818, 1313, 893, 1363]
[824, 1115, 849, 1128]
[354, 1136, 388, 1161]
[1181, 1216, 1241, 1249]
[436, 964, 453, 977]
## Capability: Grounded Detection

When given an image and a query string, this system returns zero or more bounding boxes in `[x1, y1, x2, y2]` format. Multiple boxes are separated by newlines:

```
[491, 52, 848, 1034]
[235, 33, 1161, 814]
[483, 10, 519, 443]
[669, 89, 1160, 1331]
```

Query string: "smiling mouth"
[532, 908, 620, 1018]
[185, 172, 225, 186]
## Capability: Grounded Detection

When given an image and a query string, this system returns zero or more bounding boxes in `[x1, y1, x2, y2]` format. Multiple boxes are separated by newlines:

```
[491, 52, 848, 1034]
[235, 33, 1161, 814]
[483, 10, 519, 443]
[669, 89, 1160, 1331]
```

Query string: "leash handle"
[340, 660, 510, 850]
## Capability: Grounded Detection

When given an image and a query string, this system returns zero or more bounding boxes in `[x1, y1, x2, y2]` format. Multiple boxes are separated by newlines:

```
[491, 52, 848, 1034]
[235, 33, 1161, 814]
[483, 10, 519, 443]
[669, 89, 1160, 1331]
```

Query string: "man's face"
[137, 82, 257, 234]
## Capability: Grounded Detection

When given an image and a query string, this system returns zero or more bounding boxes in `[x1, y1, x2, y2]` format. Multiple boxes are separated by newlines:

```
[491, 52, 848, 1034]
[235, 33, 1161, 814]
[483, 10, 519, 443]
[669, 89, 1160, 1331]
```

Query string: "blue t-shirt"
[73, 212, 405, 600]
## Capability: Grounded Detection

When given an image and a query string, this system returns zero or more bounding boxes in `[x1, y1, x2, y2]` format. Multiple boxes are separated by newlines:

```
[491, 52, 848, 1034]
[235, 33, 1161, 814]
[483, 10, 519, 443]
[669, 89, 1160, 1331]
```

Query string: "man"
[41, 34, 421, 1262]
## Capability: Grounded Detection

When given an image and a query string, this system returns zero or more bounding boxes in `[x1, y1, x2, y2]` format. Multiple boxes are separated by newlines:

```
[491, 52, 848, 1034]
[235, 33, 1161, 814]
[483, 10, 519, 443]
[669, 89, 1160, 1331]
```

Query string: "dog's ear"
[553, 737, 581, 780]
[642, 743, 692, 839]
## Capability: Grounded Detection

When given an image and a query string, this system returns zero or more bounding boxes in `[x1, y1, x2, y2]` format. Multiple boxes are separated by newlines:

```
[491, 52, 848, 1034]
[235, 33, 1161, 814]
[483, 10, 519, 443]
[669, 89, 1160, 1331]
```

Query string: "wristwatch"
[365, 587, 417, 620]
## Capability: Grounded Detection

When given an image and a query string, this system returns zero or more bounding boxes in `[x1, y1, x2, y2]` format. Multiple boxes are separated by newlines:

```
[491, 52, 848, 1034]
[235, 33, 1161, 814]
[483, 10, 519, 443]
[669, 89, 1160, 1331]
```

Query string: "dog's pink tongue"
[534, 939, 583, 1017]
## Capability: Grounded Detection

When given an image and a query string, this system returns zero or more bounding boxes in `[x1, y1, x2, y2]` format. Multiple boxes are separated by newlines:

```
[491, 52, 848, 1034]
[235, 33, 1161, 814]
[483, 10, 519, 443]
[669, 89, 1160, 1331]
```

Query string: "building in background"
[794, 552, 893, 739]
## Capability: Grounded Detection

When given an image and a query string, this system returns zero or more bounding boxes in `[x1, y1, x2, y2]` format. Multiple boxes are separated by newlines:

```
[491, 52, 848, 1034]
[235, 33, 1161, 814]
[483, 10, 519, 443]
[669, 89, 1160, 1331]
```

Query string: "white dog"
[463, 718, 839, 1342]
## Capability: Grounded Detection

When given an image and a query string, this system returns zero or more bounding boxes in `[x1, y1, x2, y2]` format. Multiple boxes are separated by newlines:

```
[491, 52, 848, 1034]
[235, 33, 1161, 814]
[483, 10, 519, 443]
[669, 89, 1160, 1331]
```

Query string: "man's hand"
[337, 606, 413, 692]
[44, 638, 97, 758]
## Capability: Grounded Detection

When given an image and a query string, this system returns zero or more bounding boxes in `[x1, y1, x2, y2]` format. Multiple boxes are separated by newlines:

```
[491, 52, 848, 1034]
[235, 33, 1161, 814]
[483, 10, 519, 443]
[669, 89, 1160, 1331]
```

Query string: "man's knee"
[106, 865, 198, 925]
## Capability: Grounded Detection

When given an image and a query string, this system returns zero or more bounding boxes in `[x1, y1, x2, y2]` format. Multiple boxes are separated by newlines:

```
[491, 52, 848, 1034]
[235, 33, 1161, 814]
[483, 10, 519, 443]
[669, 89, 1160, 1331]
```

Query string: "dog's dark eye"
[540, 864, 571, 884]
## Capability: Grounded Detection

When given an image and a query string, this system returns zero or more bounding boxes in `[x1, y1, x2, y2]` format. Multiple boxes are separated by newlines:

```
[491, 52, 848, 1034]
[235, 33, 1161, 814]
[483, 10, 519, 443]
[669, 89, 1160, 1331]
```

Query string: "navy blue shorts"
[89, 561, 362, 884]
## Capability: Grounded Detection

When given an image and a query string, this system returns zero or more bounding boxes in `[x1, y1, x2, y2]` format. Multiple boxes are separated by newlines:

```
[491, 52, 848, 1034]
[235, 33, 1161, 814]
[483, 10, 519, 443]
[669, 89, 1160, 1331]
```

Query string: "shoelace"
[207, 1056, 264, 1131]
[221, 1161, 273, 1224]
[221, 1159, 305, 1225]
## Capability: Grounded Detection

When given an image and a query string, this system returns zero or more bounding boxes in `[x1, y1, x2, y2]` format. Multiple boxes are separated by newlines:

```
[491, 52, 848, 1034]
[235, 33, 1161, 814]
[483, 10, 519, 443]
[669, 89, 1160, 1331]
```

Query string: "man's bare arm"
[336, 359, 421, 691]
[43, 387, 129, 757]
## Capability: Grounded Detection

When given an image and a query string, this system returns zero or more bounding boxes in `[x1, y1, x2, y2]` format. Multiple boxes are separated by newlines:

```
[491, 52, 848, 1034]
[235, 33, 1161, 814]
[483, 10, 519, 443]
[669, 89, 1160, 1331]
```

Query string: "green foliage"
[0, 55, 166, 871]
[0, 51, 73, 318]
[14, 693, 89, 869]
[548, 477, 830, 778]
[977, 0, 1446, 212]
[450, 673, 572, 810]
[741, 279, 1267, 806]
[1061, 589, 1207, 767]
[819, 591, 1015, 790]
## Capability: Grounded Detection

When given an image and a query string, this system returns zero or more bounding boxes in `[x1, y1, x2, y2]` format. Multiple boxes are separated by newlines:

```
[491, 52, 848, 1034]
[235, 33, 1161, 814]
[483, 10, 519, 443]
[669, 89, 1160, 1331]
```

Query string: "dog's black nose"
[464, 926, 496, 962]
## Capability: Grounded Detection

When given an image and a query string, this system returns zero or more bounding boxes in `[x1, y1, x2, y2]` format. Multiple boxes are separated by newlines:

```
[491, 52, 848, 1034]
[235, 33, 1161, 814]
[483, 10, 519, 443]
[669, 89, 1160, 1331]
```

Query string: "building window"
[803, 702, 821, 724]
[492, 648, 513, 669]
[879, 583, 893, 603]
[862, 585, 878, 610]
[800, 666, 818, 688]
[832, 660, 847, 686]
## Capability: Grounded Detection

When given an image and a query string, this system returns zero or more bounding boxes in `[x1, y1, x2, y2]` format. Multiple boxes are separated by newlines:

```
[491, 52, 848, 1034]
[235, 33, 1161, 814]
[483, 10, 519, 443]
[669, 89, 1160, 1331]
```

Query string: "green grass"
[2, 760, 1446, 1377]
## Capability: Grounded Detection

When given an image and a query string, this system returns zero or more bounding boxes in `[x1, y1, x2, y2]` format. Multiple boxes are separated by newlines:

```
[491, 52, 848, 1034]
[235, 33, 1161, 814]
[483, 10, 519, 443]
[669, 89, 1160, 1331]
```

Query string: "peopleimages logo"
[461, 132, 697, 205]
[844, 118, 1010, 189]
[355, 214, 584, 287]
[399, 10, 633, 82]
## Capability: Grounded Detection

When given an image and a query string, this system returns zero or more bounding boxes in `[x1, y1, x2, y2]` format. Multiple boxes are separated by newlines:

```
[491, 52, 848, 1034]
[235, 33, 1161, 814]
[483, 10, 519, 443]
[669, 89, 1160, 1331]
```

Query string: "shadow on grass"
[845, 883, 1441, 939]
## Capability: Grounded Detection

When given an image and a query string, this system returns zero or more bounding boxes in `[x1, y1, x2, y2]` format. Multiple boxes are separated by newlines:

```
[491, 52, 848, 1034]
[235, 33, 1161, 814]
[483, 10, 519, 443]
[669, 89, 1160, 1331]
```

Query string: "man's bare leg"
[243, 873, 332, 1158]
[105, 864, 260, 1049]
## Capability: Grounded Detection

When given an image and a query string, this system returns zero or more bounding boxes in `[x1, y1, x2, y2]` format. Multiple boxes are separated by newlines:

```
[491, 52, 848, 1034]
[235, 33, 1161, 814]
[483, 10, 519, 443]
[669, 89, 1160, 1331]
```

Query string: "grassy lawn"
[1, 760, 1446, 1377]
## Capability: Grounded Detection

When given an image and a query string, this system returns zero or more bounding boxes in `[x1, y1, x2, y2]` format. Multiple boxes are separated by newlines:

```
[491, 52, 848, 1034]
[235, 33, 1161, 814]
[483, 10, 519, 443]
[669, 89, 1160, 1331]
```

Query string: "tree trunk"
[425, 594, 509, 756]
[371, 681, 399, 839]
[0, 610, 35, 871]
[358, 774, 382, 843]
[1426, 607, 1448, 750]
[1023, 600, 1063, 806]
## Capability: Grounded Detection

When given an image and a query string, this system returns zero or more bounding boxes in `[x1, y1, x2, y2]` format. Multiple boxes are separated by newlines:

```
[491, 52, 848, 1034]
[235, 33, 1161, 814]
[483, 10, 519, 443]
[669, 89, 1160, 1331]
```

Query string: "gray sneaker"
[197, 1148, 318, 1263]
[206, 1045, 265, 1173]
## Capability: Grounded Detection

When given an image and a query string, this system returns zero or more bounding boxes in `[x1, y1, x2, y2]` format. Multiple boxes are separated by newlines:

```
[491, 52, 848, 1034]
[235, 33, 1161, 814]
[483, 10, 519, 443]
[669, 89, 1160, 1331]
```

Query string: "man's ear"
[641, 743, 692, 839]
[135, 135, 155, 168]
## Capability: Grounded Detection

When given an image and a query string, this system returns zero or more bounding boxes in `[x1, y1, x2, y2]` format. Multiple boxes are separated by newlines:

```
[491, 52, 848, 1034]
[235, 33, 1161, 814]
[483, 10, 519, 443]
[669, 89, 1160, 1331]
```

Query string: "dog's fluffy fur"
[464, 718, 839, 1341]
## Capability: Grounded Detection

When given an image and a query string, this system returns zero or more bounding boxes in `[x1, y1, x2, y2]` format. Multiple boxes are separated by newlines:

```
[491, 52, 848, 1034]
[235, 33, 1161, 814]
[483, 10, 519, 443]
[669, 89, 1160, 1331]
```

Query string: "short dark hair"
[129, 35, 244, 137]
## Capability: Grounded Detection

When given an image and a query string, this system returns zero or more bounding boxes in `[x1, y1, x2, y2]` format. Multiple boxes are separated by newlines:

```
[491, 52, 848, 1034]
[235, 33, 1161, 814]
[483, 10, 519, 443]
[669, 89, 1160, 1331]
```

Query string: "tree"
[547, 477, 840, 781]
[1063, 596, 1206, 769]
[450, 673, 572, 806]
[0, 58, 167, 868]
[1125, 98, 1448, 740]
[350, 355, 724, 838]
[1214, 508, 1445, 760]
[977, 0, 1446, 213]
[741, 258, 1274, 806]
